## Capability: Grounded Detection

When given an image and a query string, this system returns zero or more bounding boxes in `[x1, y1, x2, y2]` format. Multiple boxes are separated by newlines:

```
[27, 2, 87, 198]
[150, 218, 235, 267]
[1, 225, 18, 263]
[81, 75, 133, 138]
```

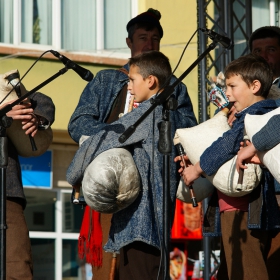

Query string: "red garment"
[78, 206, 103, 267]
[217, 190, 249, 212]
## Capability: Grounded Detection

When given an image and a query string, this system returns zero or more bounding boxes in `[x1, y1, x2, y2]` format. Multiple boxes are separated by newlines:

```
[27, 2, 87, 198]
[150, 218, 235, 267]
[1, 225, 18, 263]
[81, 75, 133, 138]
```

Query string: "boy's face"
[128, 65, 153, 103]
[126, 27, 161, 57]
[225, 74, 257, 112]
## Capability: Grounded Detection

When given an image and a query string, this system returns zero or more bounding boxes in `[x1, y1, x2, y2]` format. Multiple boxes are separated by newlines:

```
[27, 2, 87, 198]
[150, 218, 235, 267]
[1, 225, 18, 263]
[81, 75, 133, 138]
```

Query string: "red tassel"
[78, 205, 103, 267]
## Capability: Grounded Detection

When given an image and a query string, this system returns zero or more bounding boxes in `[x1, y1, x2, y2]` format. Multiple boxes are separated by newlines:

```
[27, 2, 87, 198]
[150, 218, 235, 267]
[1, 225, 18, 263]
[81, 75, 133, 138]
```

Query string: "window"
[252, 0, 270, 30]
[21, 0, 52, 45]
[0, 0, 137, 56]
[0, 0, 13, 44]
[229, 0, 280, 59]
[26, 189, 86, 279]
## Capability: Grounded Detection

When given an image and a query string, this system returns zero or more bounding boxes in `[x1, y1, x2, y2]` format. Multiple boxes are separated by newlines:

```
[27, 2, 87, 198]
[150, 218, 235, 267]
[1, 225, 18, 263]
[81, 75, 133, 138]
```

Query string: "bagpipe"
[72, 95, 142, 213]
[73, 73, 280, 211]
[175, 106, 263, 198]
[175, 72, 264, 200]
[176, 73, 280, 201]
[0, 69, 53, 157]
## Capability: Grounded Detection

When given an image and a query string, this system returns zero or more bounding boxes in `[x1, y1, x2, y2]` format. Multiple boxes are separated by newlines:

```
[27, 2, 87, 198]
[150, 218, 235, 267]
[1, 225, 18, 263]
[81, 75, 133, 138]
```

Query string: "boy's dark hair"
[249, 26, 280, 51]
[224, 53, 273, 98]
[126, 8, 163, 41]
[128, 51, 172, 89]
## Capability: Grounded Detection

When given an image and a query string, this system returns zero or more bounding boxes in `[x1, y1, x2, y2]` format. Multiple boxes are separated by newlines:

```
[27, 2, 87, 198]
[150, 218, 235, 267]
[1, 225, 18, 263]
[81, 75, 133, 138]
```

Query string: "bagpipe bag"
[82, 148, 141, 214]
[175, 109, 263, 197]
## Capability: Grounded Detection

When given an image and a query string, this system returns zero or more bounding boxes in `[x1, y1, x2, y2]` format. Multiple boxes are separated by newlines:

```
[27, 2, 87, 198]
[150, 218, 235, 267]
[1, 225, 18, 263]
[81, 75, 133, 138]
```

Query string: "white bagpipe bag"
[175, 109, 263, 198]
[82, 148, 141, 214]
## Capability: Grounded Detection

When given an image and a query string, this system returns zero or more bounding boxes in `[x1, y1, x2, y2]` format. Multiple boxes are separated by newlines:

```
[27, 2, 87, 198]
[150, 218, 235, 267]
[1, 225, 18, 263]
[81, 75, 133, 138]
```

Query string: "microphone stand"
[0, 66, 68, 280]
[118, 41, 218, 280]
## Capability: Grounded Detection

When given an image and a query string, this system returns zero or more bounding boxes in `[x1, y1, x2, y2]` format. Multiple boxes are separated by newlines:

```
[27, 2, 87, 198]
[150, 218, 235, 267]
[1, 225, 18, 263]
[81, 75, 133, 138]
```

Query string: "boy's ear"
[147, 75, 158, 89]
[252, 80, 261, 94]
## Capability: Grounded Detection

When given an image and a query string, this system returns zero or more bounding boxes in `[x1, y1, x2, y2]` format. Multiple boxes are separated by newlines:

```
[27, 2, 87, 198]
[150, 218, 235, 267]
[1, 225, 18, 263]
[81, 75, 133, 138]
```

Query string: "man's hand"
[22, 113, 39, 137]
[182, 162, 203, 186]
[3, 99, 39, 137]
[236, 140, 261, 172]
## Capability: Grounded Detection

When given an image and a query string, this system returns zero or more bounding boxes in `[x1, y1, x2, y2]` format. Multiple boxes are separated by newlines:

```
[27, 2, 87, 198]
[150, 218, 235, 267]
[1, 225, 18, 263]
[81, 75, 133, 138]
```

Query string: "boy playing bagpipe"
[176, 53, 280, 280]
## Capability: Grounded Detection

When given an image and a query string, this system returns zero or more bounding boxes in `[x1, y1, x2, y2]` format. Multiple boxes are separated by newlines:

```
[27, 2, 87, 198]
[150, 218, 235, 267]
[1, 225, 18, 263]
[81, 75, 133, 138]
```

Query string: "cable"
[154, 28, 200, 100]
[172, 29, 200, 74]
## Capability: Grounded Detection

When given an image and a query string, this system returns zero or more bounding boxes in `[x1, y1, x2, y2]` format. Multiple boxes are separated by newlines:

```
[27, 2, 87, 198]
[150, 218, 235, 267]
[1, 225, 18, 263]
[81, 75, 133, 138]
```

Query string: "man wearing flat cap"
[68, 8, 197, 279]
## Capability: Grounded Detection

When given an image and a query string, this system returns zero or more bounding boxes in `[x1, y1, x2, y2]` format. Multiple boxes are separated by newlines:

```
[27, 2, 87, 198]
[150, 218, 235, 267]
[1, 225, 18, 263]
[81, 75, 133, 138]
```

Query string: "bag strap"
[118, 67, 129, 76]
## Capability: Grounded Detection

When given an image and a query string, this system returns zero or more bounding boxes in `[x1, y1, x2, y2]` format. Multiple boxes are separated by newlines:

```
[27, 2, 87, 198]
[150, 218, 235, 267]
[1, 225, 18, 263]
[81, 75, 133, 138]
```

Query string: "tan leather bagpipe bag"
[175, 109, 263, 197]
[0, 70, 52, 157]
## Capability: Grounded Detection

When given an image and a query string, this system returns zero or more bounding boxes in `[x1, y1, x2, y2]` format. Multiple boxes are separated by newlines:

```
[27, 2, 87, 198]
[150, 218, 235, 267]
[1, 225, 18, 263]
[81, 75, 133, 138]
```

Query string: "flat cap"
[126, 8, 163, 38]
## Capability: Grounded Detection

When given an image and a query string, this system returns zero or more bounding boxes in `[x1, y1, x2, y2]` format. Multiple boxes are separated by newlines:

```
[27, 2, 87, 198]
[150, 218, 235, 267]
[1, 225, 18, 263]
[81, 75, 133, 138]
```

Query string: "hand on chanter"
[22, 113, 39, 137]
[3, 98, 39, 137]
[182, 162, 203, 187]
[236, 140, 261, 172]
[174, 154, 192, 175]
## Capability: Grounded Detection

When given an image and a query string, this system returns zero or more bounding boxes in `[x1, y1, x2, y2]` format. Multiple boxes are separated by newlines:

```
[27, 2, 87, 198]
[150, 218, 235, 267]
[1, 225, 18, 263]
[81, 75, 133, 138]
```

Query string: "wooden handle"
[109, 253, 117, 280]
[72, 185, 80, 204]
[236, 135, 249, 191]
[128, 96, 134, 113]
[175, 143, 198, 207]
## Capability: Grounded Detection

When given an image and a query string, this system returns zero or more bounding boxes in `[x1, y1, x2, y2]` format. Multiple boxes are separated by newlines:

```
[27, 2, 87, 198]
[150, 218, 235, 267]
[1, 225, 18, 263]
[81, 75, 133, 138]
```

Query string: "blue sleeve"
[252, 114, 280, 151]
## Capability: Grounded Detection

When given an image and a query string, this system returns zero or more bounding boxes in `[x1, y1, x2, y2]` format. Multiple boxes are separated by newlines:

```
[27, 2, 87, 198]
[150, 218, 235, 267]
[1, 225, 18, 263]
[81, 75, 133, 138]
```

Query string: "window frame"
[4, 0, 138, 58]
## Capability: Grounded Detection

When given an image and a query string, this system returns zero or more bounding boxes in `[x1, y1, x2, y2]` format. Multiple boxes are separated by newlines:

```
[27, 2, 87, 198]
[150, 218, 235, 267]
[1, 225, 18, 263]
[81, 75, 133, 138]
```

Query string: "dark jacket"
[7, 92, 55, 207]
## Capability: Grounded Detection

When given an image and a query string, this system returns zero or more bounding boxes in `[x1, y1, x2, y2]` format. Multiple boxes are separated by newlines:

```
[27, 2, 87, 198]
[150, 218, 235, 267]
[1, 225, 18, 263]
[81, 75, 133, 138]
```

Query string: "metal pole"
[197, 1, 211, 279]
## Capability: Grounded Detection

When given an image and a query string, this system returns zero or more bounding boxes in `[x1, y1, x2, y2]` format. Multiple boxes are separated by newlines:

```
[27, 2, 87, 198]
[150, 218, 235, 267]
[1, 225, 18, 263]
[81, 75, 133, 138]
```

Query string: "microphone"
[50, 50, 94, 81]
[200, 28, 233, 50]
